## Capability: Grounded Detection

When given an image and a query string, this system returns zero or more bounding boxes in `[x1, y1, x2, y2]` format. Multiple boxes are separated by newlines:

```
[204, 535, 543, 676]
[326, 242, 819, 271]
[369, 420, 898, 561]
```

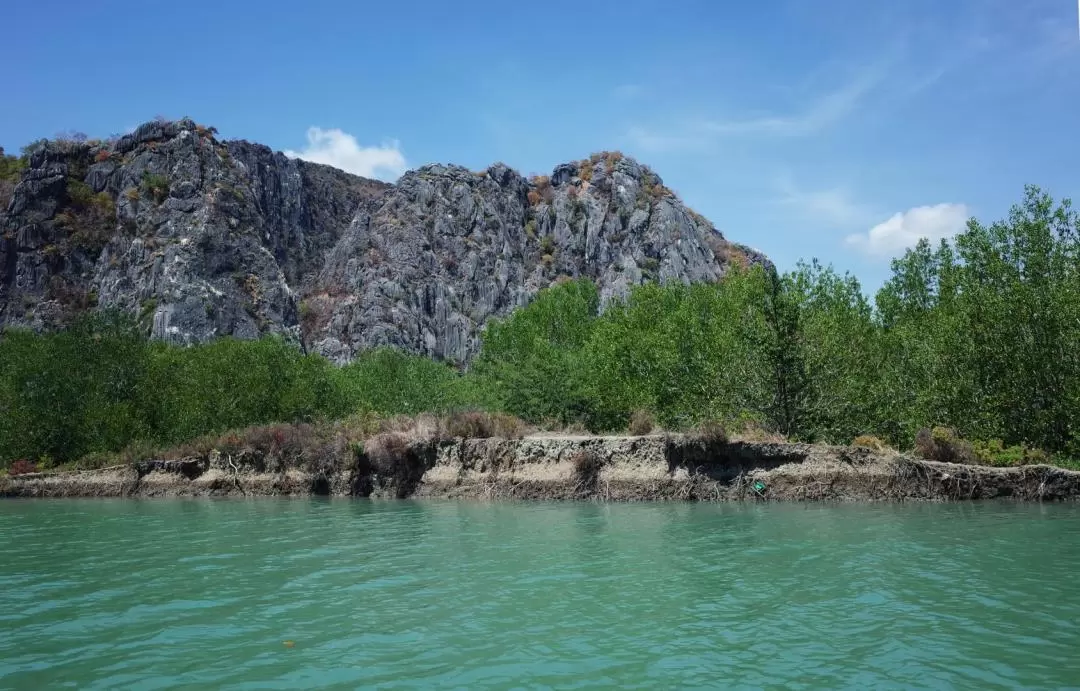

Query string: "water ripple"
[0, 500, 1078, 689]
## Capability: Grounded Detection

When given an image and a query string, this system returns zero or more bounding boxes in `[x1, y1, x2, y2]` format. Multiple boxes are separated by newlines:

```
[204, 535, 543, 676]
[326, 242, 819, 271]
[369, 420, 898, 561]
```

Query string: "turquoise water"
[1, 501, 1078, 690]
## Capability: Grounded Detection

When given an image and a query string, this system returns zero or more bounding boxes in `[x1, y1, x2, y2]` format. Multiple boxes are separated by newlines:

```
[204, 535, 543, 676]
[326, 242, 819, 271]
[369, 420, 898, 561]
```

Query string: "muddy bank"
[3, 435, 1079, 501]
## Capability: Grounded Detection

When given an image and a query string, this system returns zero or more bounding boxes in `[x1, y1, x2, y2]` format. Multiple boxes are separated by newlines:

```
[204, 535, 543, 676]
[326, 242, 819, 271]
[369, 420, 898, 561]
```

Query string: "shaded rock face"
[0, 122, 768, 363]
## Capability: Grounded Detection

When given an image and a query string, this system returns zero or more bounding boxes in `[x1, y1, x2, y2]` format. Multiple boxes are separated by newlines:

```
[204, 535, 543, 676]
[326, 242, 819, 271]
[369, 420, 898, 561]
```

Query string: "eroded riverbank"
[3, 435, 1079, 501]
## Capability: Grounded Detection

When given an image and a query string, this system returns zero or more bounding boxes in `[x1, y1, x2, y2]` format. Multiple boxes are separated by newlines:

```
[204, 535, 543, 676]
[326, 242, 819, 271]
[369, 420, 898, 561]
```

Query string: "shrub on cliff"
[0, 147, 26, 181]
[140, 173, 170, 203]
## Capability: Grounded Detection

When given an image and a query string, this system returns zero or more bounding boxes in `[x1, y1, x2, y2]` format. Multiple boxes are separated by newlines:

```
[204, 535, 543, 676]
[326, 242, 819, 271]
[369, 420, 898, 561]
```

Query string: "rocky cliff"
[0, 118, 769, 364]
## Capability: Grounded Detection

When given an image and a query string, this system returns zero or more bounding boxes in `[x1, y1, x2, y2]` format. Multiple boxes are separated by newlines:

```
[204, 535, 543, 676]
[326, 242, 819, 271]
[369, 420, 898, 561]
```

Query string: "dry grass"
[379, 413, 443, 440]
[360, 430, 433, 498]
[8, 459, 38, 476]
[628, 409, 655, 436]
[163, 420, 364, 474]
[379, 411, 528, 441]
[66, 413, 383, 473]
[443, 411, 527, 439]
[729, 420, 788, 444]
[570, 449, 605, 493]
[363, 432, 410, 473]
[690, 420, 729, 444]
[852, 434, 889, 452]
[63, 412, 529, 479]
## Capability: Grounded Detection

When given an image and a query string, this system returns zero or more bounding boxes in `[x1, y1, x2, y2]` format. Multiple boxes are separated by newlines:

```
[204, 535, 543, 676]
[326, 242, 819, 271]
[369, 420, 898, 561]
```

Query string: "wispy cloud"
[845, 203, 970, 258]
[625, 64, 887, 152]
[284, 127, 407, 181]
[704, 68, 885, 137]
[774, 175, 877, 227]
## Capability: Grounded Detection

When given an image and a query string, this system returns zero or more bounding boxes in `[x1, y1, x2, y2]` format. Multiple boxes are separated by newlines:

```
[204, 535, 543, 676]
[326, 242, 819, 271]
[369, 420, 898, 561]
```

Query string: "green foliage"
[972, 439, 1051, 467]
[775, 260, 879, 442]
[0, 147, 26, 182]
[473, 279, 599, 426]
[333, 348, 489, 416]
[0, 313, 151, 464]
[876, 186, 1080, 455]
[0, 317, 483, 467]
[65, 179, 94, 208]
[582, 270, 774, 431]
[141, 173, 170, 203]
[0, 149, 22, 211]
[145, 336, 346, 445]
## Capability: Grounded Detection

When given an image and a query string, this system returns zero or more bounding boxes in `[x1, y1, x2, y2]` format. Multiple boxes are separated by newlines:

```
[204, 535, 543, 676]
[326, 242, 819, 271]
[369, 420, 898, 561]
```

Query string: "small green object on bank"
[753, 481, 766, 493]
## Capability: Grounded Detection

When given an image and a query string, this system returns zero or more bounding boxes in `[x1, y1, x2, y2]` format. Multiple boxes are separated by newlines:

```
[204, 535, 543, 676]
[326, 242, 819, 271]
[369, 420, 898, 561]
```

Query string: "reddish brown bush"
[914, 427, 977, 464]
[8, 459, 38, 476]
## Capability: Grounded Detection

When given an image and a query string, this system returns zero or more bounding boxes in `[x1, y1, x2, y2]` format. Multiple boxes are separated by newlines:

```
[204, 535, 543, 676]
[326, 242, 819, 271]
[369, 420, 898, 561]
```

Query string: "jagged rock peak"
[1, 119, 771, 365]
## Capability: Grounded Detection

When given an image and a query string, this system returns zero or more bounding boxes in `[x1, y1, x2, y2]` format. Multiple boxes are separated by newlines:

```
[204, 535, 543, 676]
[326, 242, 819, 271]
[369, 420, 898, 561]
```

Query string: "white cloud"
[845, 203, 970, 258]
[284, 127, 407, 181]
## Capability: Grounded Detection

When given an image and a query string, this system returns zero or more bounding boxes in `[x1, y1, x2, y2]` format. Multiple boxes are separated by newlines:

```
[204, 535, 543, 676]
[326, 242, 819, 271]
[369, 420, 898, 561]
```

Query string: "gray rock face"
[0, 118, 384, 344]
[0, 122, 769, 363]
[309, 155, 771, 364]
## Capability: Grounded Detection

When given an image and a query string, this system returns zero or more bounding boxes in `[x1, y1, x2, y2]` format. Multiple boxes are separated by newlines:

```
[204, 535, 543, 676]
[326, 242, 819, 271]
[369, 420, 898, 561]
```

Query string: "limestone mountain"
[0, 118, 769, 364]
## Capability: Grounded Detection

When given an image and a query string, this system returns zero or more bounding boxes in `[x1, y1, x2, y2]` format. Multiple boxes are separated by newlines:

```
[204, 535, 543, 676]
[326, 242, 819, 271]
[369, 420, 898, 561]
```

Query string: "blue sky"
[4, 0, 1079, 288]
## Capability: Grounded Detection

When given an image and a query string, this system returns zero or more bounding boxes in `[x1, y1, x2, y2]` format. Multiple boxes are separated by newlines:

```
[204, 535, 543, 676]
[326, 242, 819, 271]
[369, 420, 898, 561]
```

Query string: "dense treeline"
[478, 186, 1080, 458]
[0, 320, 489, 467]
[1, 186, 1078, 468]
